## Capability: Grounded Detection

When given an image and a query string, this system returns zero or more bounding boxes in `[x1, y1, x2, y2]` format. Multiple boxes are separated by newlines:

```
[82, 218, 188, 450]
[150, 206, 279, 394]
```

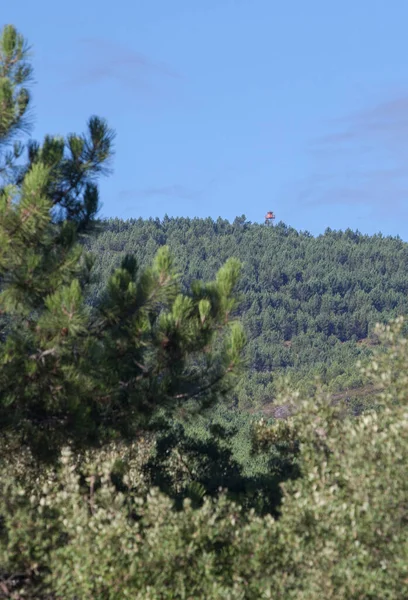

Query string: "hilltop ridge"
[85, 217, 408, 404]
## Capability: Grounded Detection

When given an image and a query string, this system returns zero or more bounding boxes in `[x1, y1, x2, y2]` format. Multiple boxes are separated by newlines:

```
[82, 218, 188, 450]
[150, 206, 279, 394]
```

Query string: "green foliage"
[85, 217, 408, 406]
[0, 25, 245, 460]
[0, 24, 32, 164]
[143, 404, 298, 515]
[1, 319, 407, 598]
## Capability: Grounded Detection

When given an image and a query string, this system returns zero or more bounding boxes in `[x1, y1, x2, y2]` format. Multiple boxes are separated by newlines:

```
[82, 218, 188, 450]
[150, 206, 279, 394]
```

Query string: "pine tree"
[0, 25, 245, 461]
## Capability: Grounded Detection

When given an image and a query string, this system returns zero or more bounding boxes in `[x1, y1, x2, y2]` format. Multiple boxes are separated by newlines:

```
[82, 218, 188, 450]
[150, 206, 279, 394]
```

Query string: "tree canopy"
[85, 215, 408, 405]
[0, 25, 245, 460]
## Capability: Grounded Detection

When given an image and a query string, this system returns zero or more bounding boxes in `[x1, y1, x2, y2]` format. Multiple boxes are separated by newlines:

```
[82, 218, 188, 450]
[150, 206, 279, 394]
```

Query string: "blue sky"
[5, 0, 408, 238]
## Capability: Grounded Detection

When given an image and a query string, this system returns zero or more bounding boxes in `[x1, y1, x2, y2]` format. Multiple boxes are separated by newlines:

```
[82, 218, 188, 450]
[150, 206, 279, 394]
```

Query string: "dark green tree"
[0, 25, 245, 461]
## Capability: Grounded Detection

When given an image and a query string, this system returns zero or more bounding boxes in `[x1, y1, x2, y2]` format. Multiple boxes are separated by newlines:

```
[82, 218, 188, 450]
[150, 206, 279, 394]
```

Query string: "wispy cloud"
[314, 94, 408, 149]
[120, 184, 200, 202]
[298, 92, 408, 215]
[66, 37, 181, 91]
[118, 166, 238, 214]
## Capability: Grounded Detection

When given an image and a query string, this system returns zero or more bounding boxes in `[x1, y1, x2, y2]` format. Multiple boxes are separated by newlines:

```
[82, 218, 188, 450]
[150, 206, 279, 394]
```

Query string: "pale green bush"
[1, 319, 408, 598]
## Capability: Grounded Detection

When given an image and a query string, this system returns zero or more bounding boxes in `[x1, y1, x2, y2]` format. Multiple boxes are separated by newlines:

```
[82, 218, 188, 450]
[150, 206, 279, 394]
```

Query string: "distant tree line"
[84, 215, 408, 403]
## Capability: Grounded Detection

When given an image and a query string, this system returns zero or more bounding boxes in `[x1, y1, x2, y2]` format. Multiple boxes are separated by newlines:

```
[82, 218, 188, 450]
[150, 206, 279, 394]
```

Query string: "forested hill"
[85, 216, 408, 405]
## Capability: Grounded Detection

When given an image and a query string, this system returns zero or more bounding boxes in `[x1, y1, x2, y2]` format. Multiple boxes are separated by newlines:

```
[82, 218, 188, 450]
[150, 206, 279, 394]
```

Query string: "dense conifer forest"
[85, 216, 408, 404]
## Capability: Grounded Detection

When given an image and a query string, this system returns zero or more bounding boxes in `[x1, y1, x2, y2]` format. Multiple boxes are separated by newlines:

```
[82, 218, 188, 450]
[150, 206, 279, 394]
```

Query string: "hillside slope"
[85, 217, 408, 404]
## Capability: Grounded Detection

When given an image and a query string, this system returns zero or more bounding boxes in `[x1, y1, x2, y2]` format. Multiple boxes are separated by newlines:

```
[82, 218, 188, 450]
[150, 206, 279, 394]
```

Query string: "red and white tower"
[265, 211, 275, 225]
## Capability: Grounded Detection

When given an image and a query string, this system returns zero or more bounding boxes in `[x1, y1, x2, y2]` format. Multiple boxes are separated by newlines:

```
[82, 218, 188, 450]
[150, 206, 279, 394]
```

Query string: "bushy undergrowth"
[1, 319, 407, 599]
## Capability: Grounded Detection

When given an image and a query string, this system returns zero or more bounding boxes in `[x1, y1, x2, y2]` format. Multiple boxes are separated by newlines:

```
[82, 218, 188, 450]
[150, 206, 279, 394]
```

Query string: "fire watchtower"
[265, 211, 275, 225]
